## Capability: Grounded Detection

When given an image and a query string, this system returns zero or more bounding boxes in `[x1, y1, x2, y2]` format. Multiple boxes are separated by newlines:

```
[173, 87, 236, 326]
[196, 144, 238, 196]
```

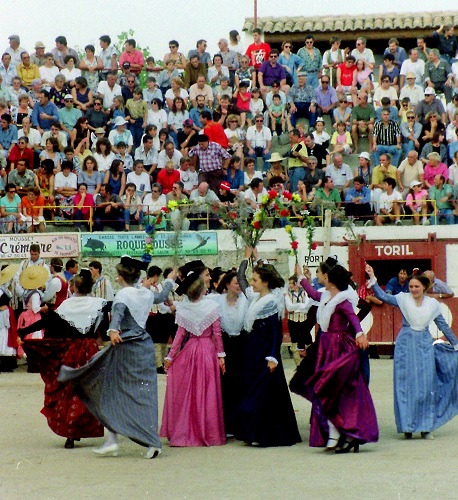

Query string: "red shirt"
[22, 195, 45, 217]
[8, 145, 34, 168]
[204, 121, 228, 148]
[245, 42, 271, 69]
[338, 63, 356, 86]
[119, 49, 145, 75]
[156, 169, 180, 194]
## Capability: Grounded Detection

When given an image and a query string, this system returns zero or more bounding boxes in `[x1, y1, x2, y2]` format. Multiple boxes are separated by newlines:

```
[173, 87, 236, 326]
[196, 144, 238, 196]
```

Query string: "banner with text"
[0, 234, 79, 260]
[81, 232, 218, 258]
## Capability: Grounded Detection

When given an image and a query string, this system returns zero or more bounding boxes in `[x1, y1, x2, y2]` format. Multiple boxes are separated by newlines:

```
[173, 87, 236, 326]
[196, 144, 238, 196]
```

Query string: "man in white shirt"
[4, 35, 26, 68]
[20, 117, 41, 150]
[399, 49, 425, 88]
[98, 35, 118, 79]
[178, 156, 198, 196]
[374, 177, 403, 226]
[157, 141, 183, 170]
[189, 181, 220, 229]
[246, 114, 272, 172]
[351, 37, 375, 71]
[399, 73, 424, 106]
[97, 71, 121, 113]
[126, 160, 151, 199]
[326, 153, 353, 197]
[244, 177, 267, 213]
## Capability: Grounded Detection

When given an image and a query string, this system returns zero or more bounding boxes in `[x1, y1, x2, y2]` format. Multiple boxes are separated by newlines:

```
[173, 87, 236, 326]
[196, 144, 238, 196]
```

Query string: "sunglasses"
[9, 190, 16, 193]
[127, 80, 135, 83]
[284, 45, 291, 48]
[321, 81, 330, 84]
[407, 116, 415, 119]
[270, 55, 278, 58]
[94, 102, 102, 106]
[306, 41, 313, 44]
[255, 119, 263, 122]
[152, 189, 160, 193]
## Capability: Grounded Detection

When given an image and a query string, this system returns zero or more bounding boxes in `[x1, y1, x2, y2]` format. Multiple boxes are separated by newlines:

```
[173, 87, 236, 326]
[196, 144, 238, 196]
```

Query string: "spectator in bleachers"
[396, 150, 424, 198]
[218, 38, 239, 85]
[245, 28, 271, 76]
[312, 118, 330, 149]
[32, 89, 59, 133]
[142, 77, 162, 106]
[9, 77, 27, 107]
[313, 175, 342, 225]
[183, 55, 206, 90]
[288, 72, 317, 130]
[332, 97, 352, 131]
[379, 53, 400, 91]
[73, 183, 94, 229]
[370, 153, 397, 209]
[156, 60, 178, 100]
[178, 156, 198, 196]
[16, 52, 40, 90]
[187, 40, 211, 68]
[315, 75, 337, 119]
[125, 87, 148, 149]
[432, 25, 458, 65]
[447, 94, 458, 123]
[163, 40, 187, 73]
[374, 75, 398, 108]
[78, 155, 101, 195]
[243, 177, 267, 213]
[86, 98, 108, 132]
[297, 35, 322, 91]
[0, 183, 24, 233]
[22, 185, 46, 232]
[49, 75, 70, 109]
[60, 56, 81, 89]
[8, 158, 38, 197]
[143, 182, 167, 229]
[93, 182, 124, 231]
[8, 135, 33, 169]
[424, 49, 454, 103]
[326, 153, 353, 198]
[0, 53, 17, 86]
[416, 37, 431, 63]
[355, 60, 374, 94]
[399, 72, 424, 106]
[303, 132, 330, 169]
[157, 140, 182, 174]
[303, 155, 324, 196]
[330, 121, 352, 156]
[245, 114, 272, 172]
[119, 39, 144, 77]
[405, 180, 429, 226]
[400, 49, 425, 89]
[11, 94, 32, 127]
[384, 268, 409, 294]
[36, 158, 55, 213]
[278, 41, 303, 87]
[188, 181, 220, 230]
[234, 56, 255, 90]
[384, 38, 407, 69]
[373, 177, 403, 227]
[59, 94, 82, 143]
[39, 137, 61, 171]
[429, 174, 454, 225]
[108, 116, 134, 154]
[98, 35, 118, 80]
[39, 53, 59, 88]
[208, 54, 230, 95]
[97, 71, 121, 114]
[224, 114, 245, 158]
[121, 182, 143, 231]
[121, 72, 136, 102]
[52, 36, 79, 70]
[18, 117, 41, 153]
[420, 131, 447, 165]
[157, 160, 180, 195]
[423, 152, 448, 189]
[446, 110, 458, 159]
[41, 121, 67, 150]
[200, 111, 228, 148]
[344, 175, 372, 222]
[351, 37, 375, 72]
[0, 114, 17, 158]
[351, 91, 376, 152]
[258, 49, 287, 99]
[354, 152, 371, 186]
[165, 77, 189, 110]
[127, 159, 151, 199]
[372, 109, 402, 167]
[322, 36, 348, 86]
[54, 160, 77, 218]
[103, 159, 126, 196]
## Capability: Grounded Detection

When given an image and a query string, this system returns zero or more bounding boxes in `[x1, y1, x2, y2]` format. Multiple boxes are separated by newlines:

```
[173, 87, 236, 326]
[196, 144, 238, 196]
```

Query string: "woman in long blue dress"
[59, 257, 176, 459]
[232, 247, 301, 447]
[297, 262, 379, 453]
[365, 265, 458, 439]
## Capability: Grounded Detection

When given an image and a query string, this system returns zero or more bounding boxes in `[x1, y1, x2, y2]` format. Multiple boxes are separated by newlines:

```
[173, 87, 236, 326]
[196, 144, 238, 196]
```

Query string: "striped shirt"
[373, 120, 400, 146]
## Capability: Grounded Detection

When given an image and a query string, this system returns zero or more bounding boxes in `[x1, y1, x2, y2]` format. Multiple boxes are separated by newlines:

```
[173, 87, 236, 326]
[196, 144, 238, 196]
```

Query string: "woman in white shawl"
[366, 264, 458, 440]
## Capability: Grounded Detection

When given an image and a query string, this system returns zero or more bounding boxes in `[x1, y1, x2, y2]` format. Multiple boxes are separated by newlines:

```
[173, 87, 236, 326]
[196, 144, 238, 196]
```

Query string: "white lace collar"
[316, 286, 359, 332]
[56, 296, 106, 335]
[176, 296, 220, 336]
[244, 292, 278, 333]
[396, 293, 441, 331]
[217, 293, 248, 335]
[113, 287, 155, 329]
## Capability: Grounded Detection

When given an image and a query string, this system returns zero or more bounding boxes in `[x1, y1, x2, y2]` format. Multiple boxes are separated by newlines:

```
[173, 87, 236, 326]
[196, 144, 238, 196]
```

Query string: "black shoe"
[64, 438, 75, 449]
[156, 366, 166, 374]
[335, 439, 359, 454]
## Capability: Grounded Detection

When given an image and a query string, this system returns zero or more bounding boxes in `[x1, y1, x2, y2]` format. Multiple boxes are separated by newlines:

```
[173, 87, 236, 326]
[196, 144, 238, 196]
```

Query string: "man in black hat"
[188, 134, 231, 194]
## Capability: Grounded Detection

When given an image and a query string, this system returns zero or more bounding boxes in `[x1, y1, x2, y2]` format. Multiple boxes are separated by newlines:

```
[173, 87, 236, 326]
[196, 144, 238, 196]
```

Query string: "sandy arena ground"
[1, 357, 458, 500]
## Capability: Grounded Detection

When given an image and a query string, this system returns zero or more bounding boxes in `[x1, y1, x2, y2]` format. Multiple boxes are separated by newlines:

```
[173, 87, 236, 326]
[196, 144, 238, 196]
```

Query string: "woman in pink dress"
[160, 270, 226, 447]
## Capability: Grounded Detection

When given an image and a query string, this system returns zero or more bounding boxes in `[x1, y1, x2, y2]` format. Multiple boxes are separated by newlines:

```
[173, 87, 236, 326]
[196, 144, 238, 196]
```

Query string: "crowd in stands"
[1, 25, 458, 233]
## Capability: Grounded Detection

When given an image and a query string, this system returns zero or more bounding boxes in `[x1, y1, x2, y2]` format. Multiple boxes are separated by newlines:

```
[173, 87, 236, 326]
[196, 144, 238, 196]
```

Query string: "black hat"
[120, 255, 149, 271]
[176, 260, 206, 296]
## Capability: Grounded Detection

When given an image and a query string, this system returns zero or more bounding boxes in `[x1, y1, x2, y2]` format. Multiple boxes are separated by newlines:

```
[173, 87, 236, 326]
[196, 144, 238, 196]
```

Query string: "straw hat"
[19, 266, 49, 290]
[267, 152, 285, 163]
[0, 264, 20, 285]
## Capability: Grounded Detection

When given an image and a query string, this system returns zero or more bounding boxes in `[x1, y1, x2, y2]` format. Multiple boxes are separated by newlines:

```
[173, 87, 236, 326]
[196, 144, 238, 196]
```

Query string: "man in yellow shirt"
[16, 52, 40, 90]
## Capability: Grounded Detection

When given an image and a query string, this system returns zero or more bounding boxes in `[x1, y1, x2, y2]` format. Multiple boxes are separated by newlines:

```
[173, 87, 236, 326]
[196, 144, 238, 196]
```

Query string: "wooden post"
[323, 209, 332, 260]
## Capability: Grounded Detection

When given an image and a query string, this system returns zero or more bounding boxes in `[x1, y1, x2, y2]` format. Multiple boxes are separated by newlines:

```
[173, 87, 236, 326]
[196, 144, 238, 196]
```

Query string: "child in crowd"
[330, 121, 353, 155]
[109, 96, 126, 129]
[114, 142, 133, 173]
[214, 78, 233, 106]
[405, 180, 430, 226]
[233, 81, 251, 128]
[398, 97, 414, 123]
[312, 118, 331, 149]
[249, 88, 264, 126]
[145, 57, 162, 77]
[268, 94, 286, 136]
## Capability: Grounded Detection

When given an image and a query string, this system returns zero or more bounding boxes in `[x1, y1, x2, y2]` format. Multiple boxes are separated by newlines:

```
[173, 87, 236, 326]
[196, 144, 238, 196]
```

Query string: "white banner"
[0, 234, 79, 260]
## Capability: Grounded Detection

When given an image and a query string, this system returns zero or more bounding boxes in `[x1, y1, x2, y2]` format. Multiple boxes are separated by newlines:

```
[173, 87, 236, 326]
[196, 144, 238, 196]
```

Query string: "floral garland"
[141, 206, 169, 263]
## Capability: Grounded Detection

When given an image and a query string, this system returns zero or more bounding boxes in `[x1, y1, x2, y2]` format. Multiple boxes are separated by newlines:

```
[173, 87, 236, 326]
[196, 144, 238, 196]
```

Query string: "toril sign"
[374, 244, 414, 257]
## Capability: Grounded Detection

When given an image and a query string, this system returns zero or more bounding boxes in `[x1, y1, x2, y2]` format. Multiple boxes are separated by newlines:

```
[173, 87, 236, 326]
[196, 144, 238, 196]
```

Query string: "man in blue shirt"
[189, 95, 212, 131]
[31, 89, 59, 134]
[344, 175, 372, 222]
[385, 268, 409, 295]
[0, 114, 18, 158]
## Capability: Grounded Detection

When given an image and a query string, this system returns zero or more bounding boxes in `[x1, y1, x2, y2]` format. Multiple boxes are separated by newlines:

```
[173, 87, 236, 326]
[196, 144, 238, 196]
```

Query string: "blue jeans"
[433, 209, 455, 225]
[129, 118, 144, 150]
[290, 102, 317, 128]
[306, 72, 319, 90]
[124, 209, 143, 226]
[247, 148, 272, 173]
[288, 167, 306, 193]
[402, 141, 416, 158]
[372, 145, 401, 167]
